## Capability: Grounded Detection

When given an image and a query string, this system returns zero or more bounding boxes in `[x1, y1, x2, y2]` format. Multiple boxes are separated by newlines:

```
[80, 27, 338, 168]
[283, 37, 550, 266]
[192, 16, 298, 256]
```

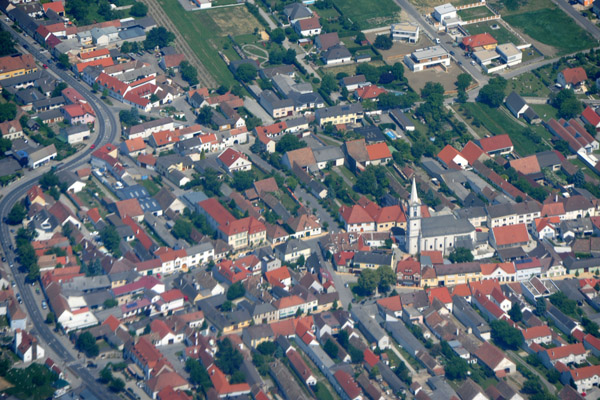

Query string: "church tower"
[407, 177, 421, 255]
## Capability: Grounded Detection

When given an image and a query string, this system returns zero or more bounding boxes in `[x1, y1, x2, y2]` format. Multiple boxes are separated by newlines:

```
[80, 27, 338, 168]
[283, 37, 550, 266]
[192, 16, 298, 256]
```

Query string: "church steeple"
[410, 177, 420, 206]
[407, 177, 421, 255]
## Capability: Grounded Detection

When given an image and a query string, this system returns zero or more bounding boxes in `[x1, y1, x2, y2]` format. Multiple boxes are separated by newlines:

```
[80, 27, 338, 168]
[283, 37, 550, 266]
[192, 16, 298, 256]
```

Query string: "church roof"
[421, 214, 475, 238]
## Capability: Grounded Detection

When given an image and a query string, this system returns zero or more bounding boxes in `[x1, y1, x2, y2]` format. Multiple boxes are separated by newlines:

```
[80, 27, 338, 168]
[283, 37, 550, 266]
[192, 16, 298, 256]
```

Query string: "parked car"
[41, 300, 47, 309]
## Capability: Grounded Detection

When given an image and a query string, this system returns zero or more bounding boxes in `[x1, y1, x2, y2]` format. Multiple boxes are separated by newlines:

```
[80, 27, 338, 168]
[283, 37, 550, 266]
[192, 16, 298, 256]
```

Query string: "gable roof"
[478, 134, 513, 153]
[560, 67, 587, 85]
[366, 142, 392, 161]
[462, 33, 497, 50]
[510, 155, 541, 175]
[492, 224, 529, 246]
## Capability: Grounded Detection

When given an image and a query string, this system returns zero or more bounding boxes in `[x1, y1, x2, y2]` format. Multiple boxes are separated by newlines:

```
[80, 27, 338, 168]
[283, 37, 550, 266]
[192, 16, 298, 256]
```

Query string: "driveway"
[244, 96, 273, 125]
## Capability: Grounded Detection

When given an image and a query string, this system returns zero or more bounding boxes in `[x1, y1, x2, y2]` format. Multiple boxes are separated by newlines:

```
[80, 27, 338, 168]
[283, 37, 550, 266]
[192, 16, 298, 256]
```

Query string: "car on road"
[23, 44, 28, 49]
[90, 144, 95, 149]
[42, 300, 47, 309]
[43, 64, 48, 69]
[450, 50, 454, 55]
[1, 257, 5, 262]
[11, 281, 15, 287]
[87, 362, 97, 368]
[16, 293, 22, 303]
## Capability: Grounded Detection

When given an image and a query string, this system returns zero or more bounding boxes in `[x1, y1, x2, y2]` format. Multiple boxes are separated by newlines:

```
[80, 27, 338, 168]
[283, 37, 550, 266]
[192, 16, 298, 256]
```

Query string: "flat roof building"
[404, 46, 450, 72]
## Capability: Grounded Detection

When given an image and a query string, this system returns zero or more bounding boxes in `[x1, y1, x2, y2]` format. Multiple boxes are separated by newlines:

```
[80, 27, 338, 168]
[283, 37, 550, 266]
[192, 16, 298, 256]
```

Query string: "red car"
[90, 144, 95, 149]
[42, 64, 48, 69]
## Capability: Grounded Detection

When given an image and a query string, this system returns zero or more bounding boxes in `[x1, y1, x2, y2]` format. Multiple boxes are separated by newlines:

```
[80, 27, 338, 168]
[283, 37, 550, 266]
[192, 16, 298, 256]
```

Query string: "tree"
[100, 367, 113, 383]
[373, 34, 393, 50]
[395, 361, 411, 385]
[357, 268, 379, 296]
[270, 28, 285, 44]
[509, 302, 522, 322]
[550, 89, 582, 119]
[320, 74, 338, 95]
[109, 378, 125, 392]
[144, 27, 175, 50]
[377, 266, 396, 293]
[0, 137, 11, 158]
[45, 312, 55, 324]
[130, 2, 148, 17]
[448, 247, 473, 263]
[257, 341, 276, 356]
[186, 358, 213, 388]
[57, 54, 71, 70]
[0, 29, 15, 57]
[119, 108, 139, 126]
[354, 165, 389, 198]
[172, 218, 193, 241]
[100, 225, 121, 257]
[227, 281, 246, 300]
[535, 297, 546, 317]
[549, 291, 578, 317]
[456, 73, 472, 91]
[356, 63, 382, 84]
[76, 331, 99, 357]
[215, 338, 243, 375]
[235, 63, 257, 83]
[349, 345, 363, 363]
[490, 319, 523, 350]
[231, 170, 256, 191]
[52, 82, 68, 98]
[582, 316, 600, 336]
[221, 300, 233, 312]
[7, 201, 26, 225]
[0, 102, 16, 122]
[276, 134, 306, 153]
[196, 106, 213, 125]
[180, 61, 199, 86]
[355, 31, 366, 44]
[103, 298, 118, 309]
[477, 76, 507, 108]
[391, 62, 404, 81]
[444, 356, 469, 380]
[323, 339, 338, 359]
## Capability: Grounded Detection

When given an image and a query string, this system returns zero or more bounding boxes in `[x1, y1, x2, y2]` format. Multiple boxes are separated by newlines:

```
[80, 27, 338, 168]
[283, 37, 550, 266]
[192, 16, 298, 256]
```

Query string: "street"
[0, 18, 121, 400]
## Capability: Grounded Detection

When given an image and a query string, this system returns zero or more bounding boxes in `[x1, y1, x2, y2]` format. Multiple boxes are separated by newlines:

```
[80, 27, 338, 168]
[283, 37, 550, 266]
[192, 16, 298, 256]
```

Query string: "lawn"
[504, 7, 597, 55]
[156, 0, 264, 86]
[313, 381, 334, 400]
[505, 72, 550, 97]
[457, 6, 495, 20]
[139, 178, 161, 196]
[459, 102, 550, 156]
[331, 0, 401, 29]
[463, 21, 521, 44]
[530, 104, 558, 121]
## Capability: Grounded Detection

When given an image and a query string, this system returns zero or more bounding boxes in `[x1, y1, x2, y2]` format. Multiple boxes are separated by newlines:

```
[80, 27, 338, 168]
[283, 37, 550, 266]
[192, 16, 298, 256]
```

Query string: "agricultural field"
[457, 102, 551, 156]
[491, 0, 597, 55]
[462, 21, 522, 45]
[331, 0, 401, 29]
[156, 0, 265, 86]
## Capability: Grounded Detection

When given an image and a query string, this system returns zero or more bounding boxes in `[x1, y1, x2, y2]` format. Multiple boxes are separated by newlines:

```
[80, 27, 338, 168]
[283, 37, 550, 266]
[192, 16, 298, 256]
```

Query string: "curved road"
[0, 20, 121, 400]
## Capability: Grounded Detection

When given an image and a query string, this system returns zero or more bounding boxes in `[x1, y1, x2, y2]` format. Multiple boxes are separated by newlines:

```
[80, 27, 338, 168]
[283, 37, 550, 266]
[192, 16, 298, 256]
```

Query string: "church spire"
[410, 177, 420, 206]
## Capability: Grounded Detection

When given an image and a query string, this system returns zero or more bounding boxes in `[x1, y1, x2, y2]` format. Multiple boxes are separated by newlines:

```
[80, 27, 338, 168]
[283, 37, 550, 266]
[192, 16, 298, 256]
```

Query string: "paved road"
[0, 20, 121, 400]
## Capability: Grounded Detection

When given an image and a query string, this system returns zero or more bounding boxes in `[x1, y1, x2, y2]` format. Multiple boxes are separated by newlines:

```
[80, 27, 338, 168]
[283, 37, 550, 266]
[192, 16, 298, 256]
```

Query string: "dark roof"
[536, 150, 561, 169]
[505, 91, 527, 113]
[322, 44, 351, 61]
[354, 125, 386, 144]
[353, 251, 392, 266]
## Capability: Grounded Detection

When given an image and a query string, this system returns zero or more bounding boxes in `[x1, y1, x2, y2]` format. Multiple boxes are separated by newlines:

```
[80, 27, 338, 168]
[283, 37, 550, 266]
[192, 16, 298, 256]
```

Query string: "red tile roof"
[479, 134, 513, 154]
[461, 141, 484, 165]
[297, 16, 321, 31]
[76, 58, 114, 73]
[355, 85, 387, 100]
[492, 223, 529, 247]
[198, 198, 235, 227]
[544, 343, 586, 361]
[377, 295, 403, 312]
[43, 2, 65, 14]
[366, 142, 392, 161]
[363, 348, 379, 368]
[582, 106, 600, 127]
[334, 370, 362, 399]
[522, 325, 552, 341]
[208, 365, 251, 396]
[80, 48, 110, 60]
[265, 267, 291, 288]
[510, 155, 541, 175]
[462, 33, 497, 50]
[160, 289, 184, 303]
[116, 198, 144, 219]
[124, 137, 146, 153]
[428, 287, 452, 305]
[438, 144, 464, 169]
[340, 204, 374, 225]
[560, 67, 588, 85]
[218, 148, 247, 168]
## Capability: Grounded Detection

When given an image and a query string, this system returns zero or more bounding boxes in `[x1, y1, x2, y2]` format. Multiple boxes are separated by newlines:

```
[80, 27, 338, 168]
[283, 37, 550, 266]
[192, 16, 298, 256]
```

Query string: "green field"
[332, 0, 401, 28]
[156, 0, 265, 87]
[459, 102, 550, 156]
[530, 104, 558, 121]
[463, 21, 521, 45]
[457, 6, 495, 20]
[505, 72, 550, 97]
[504, 7, 597, 55]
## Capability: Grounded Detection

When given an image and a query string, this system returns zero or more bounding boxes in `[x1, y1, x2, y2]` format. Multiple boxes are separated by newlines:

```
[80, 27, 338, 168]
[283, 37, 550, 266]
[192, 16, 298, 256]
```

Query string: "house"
[557, 67, 588, 90]
[60, 124, 90, 145]
[404, 46, 450, 72]
[316, 103, 363, 127]
[315, 32, 340, 51]
[0, 120, 23, 140]
[352, 307, 391, 350]
[321, 44, 352, 65]
[334, 370, 362, 400]
[478, 134, 513, 156]
[391, 22, 419, 42]
[274, 239, 311, 263]
[433, 3, 457, 23]
[539, 343, 588, 369]
[497, 43, 522, 66]
[0, 54, 37, 81]
[259, 90, 294, 118]
[437, 144, 468, 169]
[207, 364, 251, 398]
[456, 379, 487, 400]
[389, 109, 415, 132]
[564, 365, 600, 394]
[462, 33, 497, 52]
[341, 75, 367, 92]
[28, 144, 57, 169]
[505, 92, 530, 119]
[283, 3, 313, 23]
[294, 17, 321, 37]
[217, 148, 251, 174]
[355, 85, 387, 101]
[490, 223, 530, 250]
[14, 329, 45, 362]
[287, 348, 317, 386]
[474, 342, 516, 377]
[581, 106, 600, 131]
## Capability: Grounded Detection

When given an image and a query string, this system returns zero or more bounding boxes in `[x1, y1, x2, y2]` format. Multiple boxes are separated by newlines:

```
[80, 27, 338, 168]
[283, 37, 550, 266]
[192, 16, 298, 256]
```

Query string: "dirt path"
[140, 0, 217, 88]
[242, 44, 269, 67]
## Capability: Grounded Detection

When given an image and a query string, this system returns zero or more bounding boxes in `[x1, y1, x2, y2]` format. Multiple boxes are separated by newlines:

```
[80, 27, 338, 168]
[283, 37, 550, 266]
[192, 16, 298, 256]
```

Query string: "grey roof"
[353, 251, 392, 266]
[354, 125, 385, 143]
[275, 238, 310, 255]
[288, 91, 324, 109]
[0, 158, 21, 176]
[555, 279, 586, 303]
[284, 116, 308, 129]
[505, 91, 527, 113]
[0, 69, 44, 88]
[536, 150, 562, 169]
[33, 96, 65, 111]
[316, 103, 363, 120]
[259, 64, 295, 80]
[322, 44, 351, 61]
[283, 3, 312, 20]
[421, 214, 475, 238]
[61, 275, 111, 295]
[116, 185, 150, 200]
[546, 304, 578, 331]
[524, 107, 539, 122]
[129, 117, 173, 136]
[456, 379, 485, 400]
[118, 27, 145, 41]
[259, 89, 294, 109]
[181, 190, 208, 210]
[312, 146, 344, 163]
[389, 108, 415, 129]
[29, 144, 56, 163]
[486, 200, 541, 219]
[434, 262, 480, 276]
[454, 206, 487, 220]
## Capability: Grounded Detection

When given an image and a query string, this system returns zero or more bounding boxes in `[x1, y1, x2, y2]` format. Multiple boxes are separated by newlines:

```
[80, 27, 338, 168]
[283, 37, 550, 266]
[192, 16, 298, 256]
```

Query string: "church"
[406, 178, 476, 256]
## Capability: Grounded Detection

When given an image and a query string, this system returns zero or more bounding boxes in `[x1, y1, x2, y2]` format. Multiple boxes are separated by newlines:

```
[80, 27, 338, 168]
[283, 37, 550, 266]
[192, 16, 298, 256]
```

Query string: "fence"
[455, 1, 487, 10]
[460, 14, 501, 26]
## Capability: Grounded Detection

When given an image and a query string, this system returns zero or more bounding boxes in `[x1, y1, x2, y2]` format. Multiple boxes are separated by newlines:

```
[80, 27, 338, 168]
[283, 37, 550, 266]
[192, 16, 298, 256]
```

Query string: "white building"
[28, 144, 57, 169]
[433, 3, 457, 22]
[14, 330, 45, 362]
[496, 43, 522, 66]
[391, 22, 419, 43]
[404, 46, 451, 72]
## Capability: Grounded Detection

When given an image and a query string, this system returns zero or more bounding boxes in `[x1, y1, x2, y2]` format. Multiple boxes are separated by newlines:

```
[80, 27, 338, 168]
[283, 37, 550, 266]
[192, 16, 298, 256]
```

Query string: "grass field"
[504, 7, 597, 55]
[156, 0, 264, 86]
[505, 72, 550, 97]
[530, 104, 558, 121]
[459, 102, 550, 156]
[332, 0, 401, 28]
[463, 21, 521, 44]
[457, 6, 495, 20]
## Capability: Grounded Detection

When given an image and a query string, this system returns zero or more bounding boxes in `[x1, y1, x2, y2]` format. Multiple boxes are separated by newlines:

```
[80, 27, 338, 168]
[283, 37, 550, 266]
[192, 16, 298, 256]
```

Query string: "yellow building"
[433, 262, 482, 287]
[0, 54, 37, 80]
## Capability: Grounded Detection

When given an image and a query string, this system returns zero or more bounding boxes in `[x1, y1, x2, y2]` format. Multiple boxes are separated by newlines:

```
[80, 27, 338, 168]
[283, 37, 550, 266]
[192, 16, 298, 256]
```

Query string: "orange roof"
[366, 142, 392, 161]
[80, 48, 110, 60]
[87, 207, 101, 223]
[522, 325, 552, 340]
[137, 154, 156, 166]
[461, 141, 484, 165]
[534, 216, 560, 233]
[255, 122, 287, 136]
[274, 295, 305, 310]
[43, 2, 65, 14]
[560, 67, 588, 85]
[376, 295, 402, 312]
[265, 267, 291, 288]
[492, 224, 529, 246]
[103, 315, 122, 332]
[545, 343, 586, 361]
[469, 279, 501, 297]
[355, 84, 387, 100]
[208, 364, 250, 396]
[152, 130, 180, 147]
[510, 155, 541, 175]
[451, 284, 472, 298]
[116, 198, 144, 218]
[541, 202, 565, 218]
[420, 251, 443, 264]
[437, 144, 464, 169]
[479, 134, 513, 154]
[160, 289, 184, 303]
[462, 33, 497, 50]
[363, 348, 379, 367]
[480, 262, 515, 276]
[570, 364, 600, 382]
[428, 287, 452, 305]
[340, 204, 374, 225]
[76, 57, 113, 73]
[124, 137, 146, 153]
